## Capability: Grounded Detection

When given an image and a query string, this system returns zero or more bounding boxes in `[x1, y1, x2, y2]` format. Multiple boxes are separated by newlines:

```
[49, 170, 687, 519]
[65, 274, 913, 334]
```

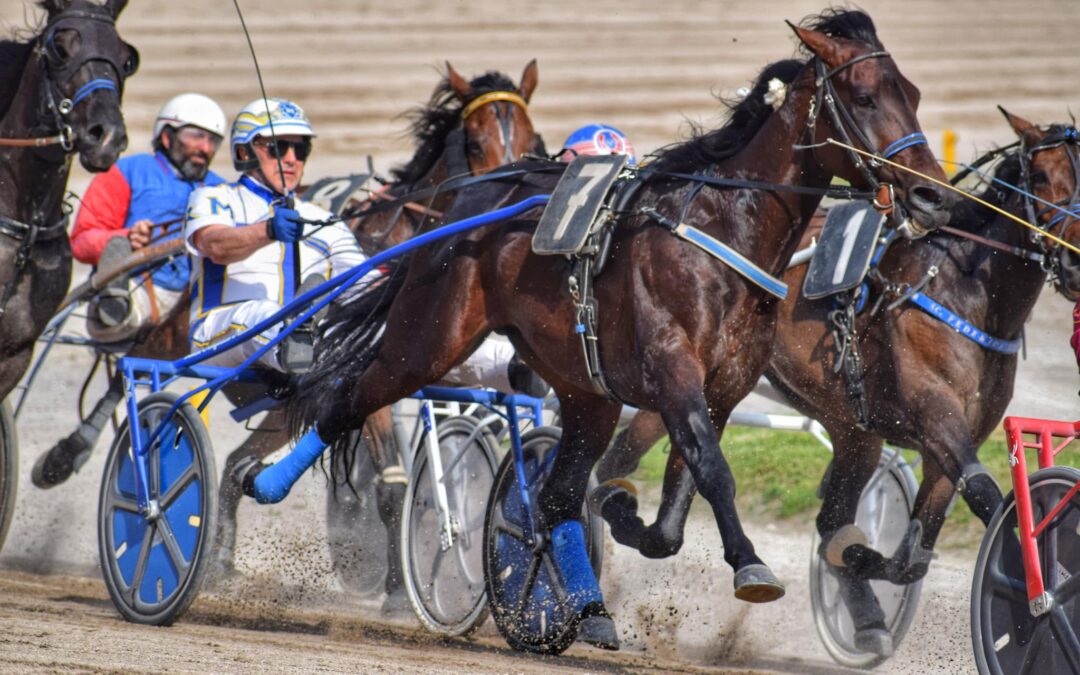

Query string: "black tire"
[97, 392, 216, 625]
[482, 426, 605, 654]
[809, 448, 922, 669]
[0, 400, 17, 553]
[401, 416, 501, 636]
[971, 466, 1080, 675]
[325, 429, 387, 598]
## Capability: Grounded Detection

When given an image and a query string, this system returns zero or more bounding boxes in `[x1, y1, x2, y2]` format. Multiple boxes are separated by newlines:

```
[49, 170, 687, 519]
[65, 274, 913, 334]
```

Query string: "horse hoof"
[588, 479, 637, 517]
[733, 564, 785, 603]
[31, 434, 92, 489]
[576, 614, 620, 651]
[854, 626, 894, 657]
[824, 524, 868, 568]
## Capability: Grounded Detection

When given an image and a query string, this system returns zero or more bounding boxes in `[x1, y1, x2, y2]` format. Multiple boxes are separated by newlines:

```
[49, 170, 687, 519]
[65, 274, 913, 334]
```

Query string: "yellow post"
[942, 129, 957, 177]
[189, 388, 211, 429]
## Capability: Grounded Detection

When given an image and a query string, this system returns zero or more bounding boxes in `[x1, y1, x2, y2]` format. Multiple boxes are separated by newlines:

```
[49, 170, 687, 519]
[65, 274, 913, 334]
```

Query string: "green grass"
[627, 426, 1078, 550]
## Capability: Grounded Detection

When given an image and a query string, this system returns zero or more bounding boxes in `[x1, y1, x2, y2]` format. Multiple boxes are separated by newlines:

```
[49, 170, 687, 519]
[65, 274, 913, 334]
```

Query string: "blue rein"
[880, 132, 927, 159]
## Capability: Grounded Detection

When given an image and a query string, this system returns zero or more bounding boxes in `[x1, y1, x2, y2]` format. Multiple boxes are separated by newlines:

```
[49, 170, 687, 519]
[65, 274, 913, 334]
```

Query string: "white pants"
[87, 277, 184, 344]
[191, 300, 517, 388]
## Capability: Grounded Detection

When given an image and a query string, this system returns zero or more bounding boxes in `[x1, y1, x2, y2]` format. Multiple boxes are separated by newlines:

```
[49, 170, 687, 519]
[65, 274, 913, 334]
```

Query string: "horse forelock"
[391, 69, 519, 185]
[800, 7, 883, 50]
[649, 58, 806, 173]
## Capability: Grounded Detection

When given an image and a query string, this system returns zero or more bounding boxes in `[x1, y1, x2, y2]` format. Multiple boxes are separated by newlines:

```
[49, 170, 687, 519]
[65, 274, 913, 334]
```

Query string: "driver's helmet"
[152, 93, 227, 141]
[230, 97, 316, 171]
[560, 124, 636, 165]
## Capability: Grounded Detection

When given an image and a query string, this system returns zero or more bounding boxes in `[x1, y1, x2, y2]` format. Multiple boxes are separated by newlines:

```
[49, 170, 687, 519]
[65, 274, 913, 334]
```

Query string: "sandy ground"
[0, 0, 1079, 672]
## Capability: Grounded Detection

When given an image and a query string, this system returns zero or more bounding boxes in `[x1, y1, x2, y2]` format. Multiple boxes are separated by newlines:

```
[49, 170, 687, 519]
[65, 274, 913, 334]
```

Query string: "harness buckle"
[60, 125, 74, 152]
[873, 183, 895, 216]
[58, 98, 73, 116]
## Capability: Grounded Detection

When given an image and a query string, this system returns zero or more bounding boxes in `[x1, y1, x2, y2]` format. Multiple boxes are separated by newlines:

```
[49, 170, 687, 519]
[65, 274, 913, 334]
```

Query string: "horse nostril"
[86, 124, 105, 143]
[911, 185, 948, 210]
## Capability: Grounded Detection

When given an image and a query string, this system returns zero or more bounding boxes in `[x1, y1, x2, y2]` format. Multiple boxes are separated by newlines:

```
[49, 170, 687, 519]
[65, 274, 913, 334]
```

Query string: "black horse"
[290, 9, 952, 650]
[593, 109, 1080, 656]
[0, 0, 136, 402]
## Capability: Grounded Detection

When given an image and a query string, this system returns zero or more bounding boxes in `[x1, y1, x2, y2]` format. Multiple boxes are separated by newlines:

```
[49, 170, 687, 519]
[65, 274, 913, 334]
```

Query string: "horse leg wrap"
[823, 524, 868, 568]
[958, 464, 1003, 526]
[250, 428, 328, 504]
[551, 520, 604, 615]
[885, 518, 934, 584]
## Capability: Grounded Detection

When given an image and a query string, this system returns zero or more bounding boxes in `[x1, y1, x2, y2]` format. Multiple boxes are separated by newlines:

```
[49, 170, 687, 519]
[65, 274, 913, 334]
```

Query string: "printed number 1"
[832, 209, 868, 284]
[553, 164, 610, 240]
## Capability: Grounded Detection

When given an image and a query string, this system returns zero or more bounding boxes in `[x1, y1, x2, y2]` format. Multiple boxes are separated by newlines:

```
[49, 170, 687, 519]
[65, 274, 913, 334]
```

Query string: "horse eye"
[122, 45, 140, 76]
[465, 139, 482, 155]
[1030, 171, 1048, 185]
[854, 94, 874, 108]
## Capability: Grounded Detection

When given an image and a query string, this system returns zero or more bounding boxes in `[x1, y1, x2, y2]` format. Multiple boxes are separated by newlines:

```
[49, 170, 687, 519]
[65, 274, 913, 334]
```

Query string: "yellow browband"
[461, 91, 528, 121]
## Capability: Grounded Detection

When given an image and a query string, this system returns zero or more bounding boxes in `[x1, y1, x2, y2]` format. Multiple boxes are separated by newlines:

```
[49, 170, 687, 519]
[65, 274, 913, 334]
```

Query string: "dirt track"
[1, 0, 1079, 672]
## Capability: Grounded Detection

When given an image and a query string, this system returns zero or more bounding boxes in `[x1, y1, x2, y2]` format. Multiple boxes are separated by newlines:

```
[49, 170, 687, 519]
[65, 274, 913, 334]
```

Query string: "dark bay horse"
[0, 0, 135, 401]
[31, 61, 544, 603]
[593, 110, 1080, 655]
[292, 9, 952, 646]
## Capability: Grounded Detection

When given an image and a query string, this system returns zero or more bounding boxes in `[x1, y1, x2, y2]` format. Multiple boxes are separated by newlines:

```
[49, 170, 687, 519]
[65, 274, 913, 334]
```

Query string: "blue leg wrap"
[551, 520, 603, 614]
[252, 428, 327, 504]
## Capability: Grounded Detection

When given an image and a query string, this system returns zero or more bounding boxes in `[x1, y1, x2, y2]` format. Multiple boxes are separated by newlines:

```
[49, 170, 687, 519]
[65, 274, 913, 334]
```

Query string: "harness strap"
[460, 91, 527, 121]
[904, 291, 1022, 354]
[638, 168, 875, 200]
[0, 213, 68, 241]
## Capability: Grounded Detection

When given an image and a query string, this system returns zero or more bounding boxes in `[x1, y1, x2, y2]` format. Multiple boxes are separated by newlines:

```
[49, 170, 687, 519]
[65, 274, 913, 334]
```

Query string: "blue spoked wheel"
[97, 392, 216, 625]
[482, 426, 605, 654]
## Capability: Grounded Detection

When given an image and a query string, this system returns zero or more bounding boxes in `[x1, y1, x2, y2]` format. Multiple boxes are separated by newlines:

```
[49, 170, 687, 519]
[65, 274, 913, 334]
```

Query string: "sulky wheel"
[0, 400, 17, 553]
[97, 392, 216, 625]
[971, 466, 1080, 675]
[482, 426, 605, 654]
[810, 447, 922, 669]
[401, 415, 501, 636]
[325, 429, 388, 598]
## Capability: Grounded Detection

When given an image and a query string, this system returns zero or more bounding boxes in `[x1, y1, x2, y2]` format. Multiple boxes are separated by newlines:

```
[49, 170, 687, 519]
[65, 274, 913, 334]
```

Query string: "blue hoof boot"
[733, 563, 785, 603]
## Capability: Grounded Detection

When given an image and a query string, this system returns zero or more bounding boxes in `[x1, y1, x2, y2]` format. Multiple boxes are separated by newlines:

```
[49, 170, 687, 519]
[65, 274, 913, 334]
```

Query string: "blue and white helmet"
[230, 97, 316, 171]
[560, 124, 636, 165]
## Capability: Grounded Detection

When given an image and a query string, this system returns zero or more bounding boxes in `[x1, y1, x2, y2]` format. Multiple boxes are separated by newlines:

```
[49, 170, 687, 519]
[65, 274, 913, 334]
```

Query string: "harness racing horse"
[0, 0, 135, 550]
[0, 0, 135, 401]
[291, 9, 953, 650]
[593, 110, 1080, 656]
[31, 61, 543, 603]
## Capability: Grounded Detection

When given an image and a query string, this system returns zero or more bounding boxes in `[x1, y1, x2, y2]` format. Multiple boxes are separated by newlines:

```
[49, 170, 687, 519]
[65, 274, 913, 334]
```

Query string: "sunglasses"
[254, 137, 312, 161]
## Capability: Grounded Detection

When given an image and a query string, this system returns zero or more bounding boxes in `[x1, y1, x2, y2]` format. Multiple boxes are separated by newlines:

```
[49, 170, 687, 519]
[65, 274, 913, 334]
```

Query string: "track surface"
[0, 0, 1078, 672]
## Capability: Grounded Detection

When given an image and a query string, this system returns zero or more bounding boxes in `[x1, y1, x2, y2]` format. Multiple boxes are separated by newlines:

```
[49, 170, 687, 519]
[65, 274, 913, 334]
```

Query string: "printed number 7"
[553, 164, 610, 240]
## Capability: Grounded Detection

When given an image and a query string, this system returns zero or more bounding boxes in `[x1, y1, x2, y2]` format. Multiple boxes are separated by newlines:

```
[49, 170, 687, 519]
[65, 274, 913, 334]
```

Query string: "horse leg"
[658, 382, 782, 602]
[536, 392, 623, 649]
[362, 406, 411, 614]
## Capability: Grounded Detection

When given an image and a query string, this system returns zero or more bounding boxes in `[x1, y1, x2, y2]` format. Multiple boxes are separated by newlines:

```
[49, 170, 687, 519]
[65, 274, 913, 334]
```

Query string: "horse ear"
[999, 106, 1036, 138]
[789, 23, 844, 68]
[104, 0, 129, 18]
[446, 62, 472, 101]
[518, 59, 538, 103]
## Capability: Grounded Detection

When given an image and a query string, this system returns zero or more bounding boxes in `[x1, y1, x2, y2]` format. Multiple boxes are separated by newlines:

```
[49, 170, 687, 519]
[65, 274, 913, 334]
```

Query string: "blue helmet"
[561, 124, 636, 165]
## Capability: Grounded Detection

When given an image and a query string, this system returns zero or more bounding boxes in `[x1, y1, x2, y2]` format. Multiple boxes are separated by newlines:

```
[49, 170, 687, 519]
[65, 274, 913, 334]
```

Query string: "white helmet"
[230, 97, 316, 171]
[153, 93, 227, 141]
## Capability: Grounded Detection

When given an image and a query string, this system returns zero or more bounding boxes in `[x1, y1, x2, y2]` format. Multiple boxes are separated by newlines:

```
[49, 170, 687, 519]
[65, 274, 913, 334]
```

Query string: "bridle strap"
[460, 91, 528, 121]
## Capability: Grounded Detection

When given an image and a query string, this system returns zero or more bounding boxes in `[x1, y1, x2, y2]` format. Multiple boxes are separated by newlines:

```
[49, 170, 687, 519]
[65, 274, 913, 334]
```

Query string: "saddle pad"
[532, 154, 626, 255]
[802, 201, 884, 300]
[303, 172, 376, 216]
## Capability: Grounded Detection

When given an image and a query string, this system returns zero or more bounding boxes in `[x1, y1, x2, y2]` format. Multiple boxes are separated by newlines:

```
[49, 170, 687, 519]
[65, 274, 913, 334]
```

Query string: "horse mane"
[0, 3, 42, 123]
[649, 59, 805, 173]
[798, 7, 884, 53]
[391, 69, 519, 185]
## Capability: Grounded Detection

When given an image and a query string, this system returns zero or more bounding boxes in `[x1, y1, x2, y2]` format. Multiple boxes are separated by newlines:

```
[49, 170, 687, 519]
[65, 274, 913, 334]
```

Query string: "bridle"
[0, 4, 138, 151]
[461, 90, 529, 166]
[802, 50, 928, 215]
[1019, 125, 1080, 283]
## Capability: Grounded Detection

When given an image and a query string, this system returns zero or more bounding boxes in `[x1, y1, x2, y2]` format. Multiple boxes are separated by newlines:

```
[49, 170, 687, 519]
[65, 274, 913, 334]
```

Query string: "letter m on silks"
[209, 197, 233, 217]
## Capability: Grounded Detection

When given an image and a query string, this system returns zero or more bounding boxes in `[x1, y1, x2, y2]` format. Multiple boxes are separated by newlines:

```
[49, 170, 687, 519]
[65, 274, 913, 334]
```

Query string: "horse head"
[37, 0, 137, 171]
[446, 60, 541, 174]
[790, 10, 954, 238]
[1000, 108, 1080, 300]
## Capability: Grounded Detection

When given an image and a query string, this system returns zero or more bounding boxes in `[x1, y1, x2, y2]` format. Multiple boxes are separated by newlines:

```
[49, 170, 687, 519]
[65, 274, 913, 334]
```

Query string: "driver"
[559, 123, 637, 165]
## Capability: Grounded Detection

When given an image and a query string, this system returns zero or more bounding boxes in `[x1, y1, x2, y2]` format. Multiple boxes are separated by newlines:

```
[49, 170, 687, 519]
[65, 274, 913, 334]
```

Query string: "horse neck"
[709, 74, 832, 276]
[0, 50, 72, 227]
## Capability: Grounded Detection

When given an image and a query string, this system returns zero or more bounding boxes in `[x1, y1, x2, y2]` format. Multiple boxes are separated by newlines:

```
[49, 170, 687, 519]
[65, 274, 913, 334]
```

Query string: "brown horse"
[0, 0, 135, 402]
[292, 9, 953, 648]
[593, 110, 1080, 655]
[31, 61, 544, 604]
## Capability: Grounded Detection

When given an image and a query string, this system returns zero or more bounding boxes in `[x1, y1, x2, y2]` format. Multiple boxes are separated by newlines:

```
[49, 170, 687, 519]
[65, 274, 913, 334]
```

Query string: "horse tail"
[287, 257, 411, 440]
